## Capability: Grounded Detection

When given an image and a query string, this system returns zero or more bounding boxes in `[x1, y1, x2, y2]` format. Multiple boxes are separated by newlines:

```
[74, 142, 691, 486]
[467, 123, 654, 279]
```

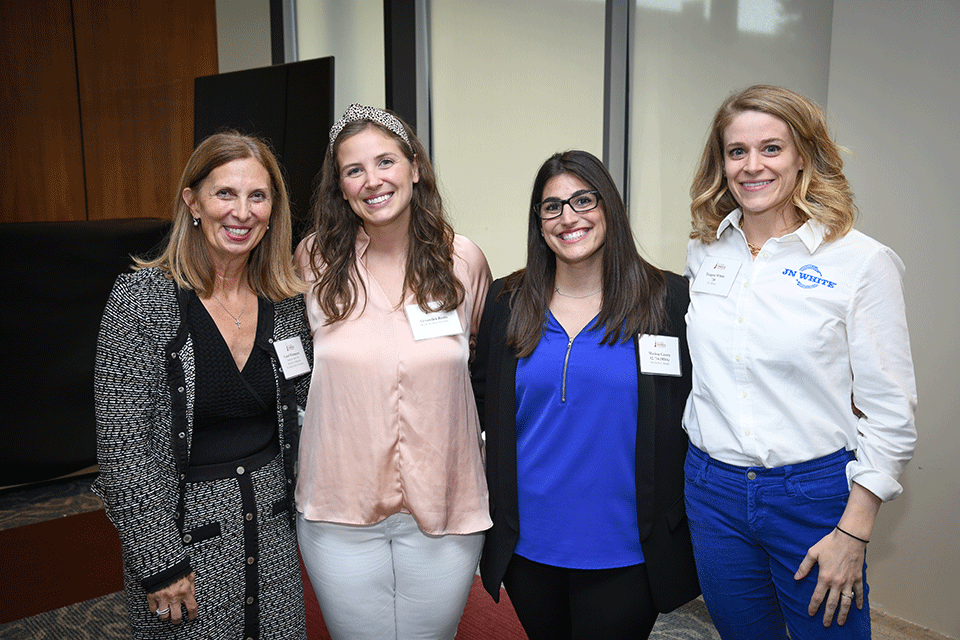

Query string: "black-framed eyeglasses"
[534, 190, 601, 220]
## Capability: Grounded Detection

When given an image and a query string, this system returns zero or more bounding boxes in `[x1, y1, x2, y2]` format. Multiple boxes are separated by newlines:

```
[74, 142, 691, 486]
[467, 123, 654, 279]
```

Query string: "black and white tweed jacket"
[93, 267, 312, 592]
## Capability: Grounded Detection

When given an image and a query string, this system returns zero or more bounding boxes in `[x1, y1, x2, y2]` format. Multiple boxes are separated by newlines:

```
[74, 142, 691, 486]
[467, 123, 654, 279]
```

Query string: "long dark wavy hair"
[505, 150, 667, 357]
[305, 113, 464, 323]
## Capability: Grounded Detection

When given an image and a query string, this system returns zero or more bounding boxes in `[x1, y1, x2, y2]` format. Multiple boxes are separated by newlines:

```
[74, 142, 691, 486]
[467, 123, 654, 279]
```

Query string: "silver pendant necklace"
[211, 292, 248, 328]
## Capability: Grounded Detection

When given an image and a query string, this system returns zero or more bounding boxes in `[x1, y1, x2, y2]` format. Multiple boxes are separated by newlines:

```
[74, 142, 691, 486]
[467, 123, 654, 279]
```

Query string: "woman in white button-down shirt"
[682, 84, 917, 640]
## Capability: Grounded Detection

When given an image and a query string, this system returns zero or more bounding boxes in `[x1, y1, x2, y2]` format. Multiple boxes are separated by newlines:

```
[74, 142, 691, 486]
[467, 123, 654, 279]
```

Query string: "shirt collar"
[719, 208, 827, 255]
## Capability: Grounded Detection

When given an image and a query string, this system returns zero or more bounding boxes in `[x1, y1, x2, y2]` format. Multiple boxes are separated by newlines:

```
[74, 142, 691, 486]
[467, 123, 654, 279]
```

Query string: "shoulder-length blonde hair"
[136, 131, 303, 301]
[305, 112, 464, 323]
[689, 84, 856, 243]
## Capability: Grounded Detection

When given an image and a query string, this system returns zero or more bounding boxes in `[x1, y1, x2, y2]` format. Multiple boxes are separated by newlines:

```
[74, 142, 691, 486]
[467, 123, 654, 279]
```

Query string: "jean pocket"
[791, 468, 850, 502]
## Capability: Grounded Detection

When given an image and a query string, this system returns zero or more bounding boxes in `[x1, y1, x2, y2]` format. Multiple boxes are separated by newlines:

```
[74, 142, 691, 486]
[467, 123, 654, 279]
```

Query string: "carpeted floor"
[1, 475, 948, 640]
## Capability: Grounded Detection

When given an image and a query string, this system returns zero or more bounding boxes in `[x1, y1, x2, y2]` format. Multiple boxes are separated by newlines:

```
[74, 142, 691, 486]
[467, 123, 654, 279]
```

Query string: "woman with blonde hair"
[295, 104, 491, 640]
[683, 85, 917, 639]
[95, 131, 312, 639]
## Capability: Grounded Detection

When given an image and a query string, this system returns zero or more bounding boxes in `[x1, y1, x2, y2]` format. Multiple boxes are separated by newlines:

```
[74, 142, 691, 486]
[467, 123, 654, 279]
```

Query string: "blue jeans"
[684, 444, 870, 640]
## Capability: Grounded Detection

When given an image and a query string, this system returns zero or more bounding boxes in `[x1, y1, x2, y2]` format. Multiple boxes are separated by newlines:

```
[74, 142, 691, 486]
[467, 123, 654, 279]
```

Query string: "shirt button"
[743, 281, 749, 288]
[741, 392, 748, 398]
[245, 513, 253, 521]
[177, 386, 184, 393]
[247, 557, 256, 565]
[735, 355, 741, 362]
[246, 596, 255, 605]
[178, 432, 186, 439]
[183, 534, 192, 543]
[282, 404, 288, 411]
[738, 317, 744, 323]
[744, 429, 751, 436]
[170, 353, 178, 359]
[237, 466, 245, 475]
[747, 471, 757, 480]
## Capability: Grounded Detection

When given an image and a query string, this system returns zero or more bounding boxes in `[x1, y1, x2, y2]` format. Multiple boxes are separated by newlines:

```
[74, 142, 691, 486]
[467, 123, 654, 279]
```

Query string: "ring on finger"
[840, 592, 854, 600]
[156, 606, 171, 616]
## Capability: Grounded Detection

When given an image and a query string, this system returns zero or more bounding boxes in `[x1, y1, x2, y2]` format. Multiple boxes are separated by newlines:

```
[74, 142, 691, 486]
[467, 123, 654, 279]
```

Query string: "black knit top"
[188, 292, 277, 465]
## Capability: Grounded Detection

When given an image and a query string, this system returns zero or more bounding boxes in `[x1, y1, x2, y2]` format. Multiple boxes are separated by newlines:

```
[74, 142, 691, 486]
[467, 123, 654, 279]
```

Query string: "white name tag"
[639, 334, 681, 377]
[405, 302, 463, 341]
[690, 256, 742, 296]
[273, 336, 310, 379]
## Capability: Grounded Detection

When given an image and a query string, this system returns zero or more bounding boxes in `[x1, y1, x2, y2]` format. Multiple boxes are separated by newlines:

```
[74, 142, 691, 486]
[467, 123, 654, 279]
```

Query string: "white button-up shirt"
[683, 209, 917, 502]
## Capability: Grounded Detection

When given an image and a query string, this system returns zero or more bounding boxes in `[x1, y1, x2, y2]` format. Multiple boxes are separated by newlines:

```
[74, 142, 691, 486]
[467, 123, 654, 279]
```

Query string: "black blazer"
[471, 272, 700, 612]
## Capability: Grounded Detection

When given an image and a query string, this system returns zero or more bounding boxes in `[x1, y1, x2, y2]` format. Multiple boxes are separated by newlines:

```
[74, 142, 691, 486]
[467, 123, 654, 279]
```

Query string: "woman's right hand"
[147, 572, 198, 624]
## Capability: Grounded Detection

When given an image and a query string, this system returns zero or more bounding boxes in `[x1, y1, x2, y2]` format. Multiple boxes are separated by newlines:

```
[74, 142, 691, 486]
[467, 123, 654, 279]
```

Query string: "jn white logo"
[781, 264, 837, 289]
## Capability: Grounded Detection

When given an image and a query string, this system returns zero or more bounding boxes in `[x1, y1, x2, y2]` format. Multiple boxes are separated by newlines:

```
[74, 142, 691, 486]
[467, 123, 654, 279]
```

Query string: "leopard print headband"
[328, 103, 412, 151]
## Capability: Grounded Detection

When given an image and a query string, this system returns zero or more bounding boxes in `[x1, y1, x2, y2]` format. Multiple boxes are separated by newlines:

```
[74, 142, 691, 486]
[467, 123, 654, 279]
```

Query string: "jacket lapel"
[634, 332, 657, 538]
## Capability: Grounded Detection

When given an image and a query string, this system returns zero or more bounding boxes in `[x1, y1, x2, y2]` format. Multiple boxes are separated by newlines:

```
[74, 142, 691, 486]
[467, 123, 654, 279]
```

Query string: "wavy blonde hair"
[136, 131, 303, 301]
[690, 84, 856, 243]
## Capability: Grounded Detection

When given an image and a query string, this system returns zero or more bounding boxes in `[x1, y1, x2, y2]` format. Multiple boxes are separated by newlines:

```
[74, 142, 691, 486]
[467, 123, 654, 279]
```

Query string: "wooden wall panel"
[0, 0, 86, 222]
[72, 0, 218, 220]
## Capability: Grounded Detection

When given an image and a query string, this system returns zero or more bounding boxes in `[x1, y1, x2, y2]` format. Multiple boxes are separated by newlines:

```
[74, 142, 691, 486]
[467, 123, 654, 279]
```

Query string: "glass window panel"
[297, 0, 385, 116]
[629, 0, 833, 272]
[431, 0, 606, 277]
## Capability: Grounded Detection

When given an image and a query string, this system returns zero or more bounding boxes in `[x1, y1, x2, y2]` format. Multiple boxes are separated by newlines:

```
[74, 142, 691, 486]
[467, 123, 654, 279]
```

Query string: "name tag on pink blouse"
[638, 334, 681, 376]
[273, 336, 311, 378]
[405, 302, 464, 340]
[691, 256, 742, 296]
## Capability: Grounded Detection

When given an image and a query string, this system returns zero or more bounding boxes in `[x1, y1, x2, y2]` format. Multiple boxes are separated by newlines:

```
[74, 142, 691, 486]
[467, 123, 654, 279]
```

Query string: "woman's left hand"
[794, 482, 881, 627]
[794, 528, 865, 626]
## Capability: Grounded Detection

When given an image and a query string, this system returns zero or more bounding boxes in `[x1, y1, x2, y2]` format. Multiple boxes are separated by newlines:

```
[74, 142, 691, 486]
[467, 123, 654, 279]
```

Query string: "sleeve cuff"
[141, 558, 192, 594]
[846, 463, 903, 502]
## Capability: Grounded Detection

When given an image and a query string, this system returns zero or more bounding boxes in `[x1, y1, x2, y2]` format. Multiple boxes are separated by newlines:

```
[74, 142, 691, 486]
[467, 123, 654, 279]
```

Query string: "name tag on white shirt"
[405, 302, 463, 341]
[273, 336, 310, 379]
[638, 334, 681, 377]
[690, 257, 742, 296]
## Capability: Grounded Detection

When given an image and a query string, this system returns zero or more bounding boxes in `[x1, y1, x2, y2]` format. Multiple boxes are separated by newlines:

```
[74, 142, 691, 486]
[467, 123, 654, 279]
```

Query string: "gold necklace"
[555, 286, 601, 299]
[739, 215, 805, 257]
[738, 218, 762, 256]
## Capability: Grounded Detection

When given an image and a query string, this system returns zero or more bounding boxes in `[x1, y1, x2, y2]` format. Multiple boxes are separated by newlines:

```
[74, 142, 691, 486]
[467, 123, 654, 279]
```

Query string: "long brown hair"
[135, 131, 302, 301]
[690, 84, 856, 243]
[305, 114, 465, 323]
[506, 150, 667, 357]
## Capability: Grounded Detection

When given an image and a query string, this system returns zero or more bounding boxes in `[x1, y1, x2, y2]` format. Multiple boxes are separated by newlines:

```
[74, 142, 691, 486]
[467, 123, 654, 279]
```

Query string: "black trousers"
[502, 553, 658, 640]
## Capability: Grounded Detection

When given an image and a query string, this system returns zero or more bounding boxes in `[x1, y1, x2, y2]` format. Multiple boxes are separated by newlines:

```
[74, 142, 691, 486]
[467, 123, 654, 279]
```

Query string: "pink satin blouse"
[295, 230, 492, 535]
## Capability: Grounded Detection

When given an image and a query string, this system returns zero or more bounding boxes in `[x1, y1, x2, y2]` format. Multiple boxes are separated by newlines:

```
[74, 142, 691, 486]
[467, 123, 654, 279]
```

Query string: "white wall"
[827, 1, 960, 636]
[215, 0, 271, 73]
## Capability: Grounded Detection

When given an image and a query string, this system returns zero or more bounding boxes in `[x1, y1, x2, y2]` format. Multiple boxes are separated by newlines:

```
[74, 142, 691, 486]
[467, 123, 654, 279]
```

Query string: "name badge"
[405, 302, 463, 341]
[639, 334, 681, 377]
[690, 256, 742, 296]
[273, 336, 310, 379]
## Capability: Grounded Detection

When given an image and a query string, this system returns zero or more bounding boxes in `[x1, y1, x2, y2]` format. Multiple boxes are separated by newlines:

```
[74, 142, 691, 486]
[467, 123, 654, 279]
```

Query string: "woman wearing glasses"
[472, 150, 700, 639]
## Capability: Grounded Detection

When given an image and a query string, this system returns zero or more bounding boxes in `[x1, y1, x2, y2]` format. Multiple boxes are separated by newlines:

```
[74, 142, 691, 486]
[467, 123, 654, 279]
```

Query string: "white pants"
[297, 512, 484, 640]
